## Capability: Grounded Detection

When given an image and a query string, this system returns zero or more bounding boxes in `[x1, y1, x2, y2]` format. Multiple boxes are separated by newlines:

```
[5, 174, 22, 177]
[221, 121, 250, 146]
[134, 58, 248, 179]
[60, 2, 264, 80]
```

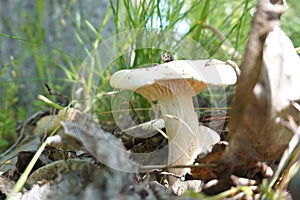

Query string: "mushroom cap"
[110, 59, 238, 101]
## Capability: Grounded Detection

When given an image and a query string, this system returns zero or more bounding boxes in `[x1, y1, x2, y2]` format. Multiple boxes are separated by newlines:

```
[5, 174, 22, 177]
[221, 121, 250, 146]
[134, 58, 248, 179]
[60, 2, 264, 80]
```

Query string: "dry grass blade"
[269, 118, 300, 188]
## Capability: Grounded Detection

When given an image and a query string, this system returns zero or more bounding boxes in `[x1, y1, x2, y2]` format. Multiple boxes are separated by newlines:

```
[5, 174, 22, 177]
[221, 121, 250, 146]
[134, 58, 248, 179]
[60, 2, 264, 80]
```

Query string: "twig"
[45, 83, 70, 106]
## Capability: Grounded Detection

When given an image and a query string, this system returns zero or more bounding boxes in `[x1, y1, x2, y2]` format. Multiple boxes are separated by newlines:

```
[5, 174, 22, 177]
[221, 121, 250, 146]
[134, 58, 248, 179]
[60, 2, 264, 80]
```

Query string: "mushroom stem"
[157, 84, 203, 182]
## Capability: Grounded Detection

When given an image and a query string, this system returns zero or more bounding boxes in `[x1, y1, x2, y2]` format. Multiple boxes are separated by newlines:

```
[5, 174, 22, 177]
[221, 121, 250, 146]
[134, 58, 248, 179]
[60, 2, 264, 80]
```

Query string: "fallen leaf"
[61, 110, 139, 173]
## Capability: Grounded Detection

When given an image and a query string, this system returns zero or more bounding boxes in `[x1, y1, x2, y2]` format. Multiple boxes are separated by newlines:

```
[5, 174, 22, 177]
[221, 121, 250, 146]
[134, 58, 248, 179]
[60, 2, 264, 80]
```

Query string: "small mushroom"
[110, 59, 238, 183]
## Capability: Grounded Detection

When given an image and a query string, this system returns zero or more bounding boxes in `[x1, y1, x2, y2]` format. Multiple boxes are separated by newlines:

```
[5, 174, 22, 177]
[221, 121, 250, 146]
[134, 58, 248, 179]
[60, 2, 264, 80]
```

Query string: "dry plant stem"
[271, 120, 300, 188]
[193, 3, 291, 192]
[229, 0, 284, 133]
[227, 0, 286, 163]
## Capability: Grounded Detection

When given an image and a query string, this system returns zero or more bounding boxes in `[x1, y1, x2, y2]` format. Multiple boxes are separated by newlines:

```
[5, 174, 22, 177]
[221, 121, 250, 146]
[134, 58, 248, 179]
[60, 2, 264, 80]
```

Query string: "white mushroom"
[110, 59, 238, 183]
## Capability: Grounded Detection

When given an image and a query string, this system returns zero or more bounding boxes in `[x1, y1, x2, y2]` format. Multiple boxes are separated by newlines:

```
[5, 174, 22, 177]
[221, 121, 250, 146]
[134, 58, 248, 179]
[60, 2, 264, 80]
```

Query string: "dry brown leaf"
[61, 110, 139, 173]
